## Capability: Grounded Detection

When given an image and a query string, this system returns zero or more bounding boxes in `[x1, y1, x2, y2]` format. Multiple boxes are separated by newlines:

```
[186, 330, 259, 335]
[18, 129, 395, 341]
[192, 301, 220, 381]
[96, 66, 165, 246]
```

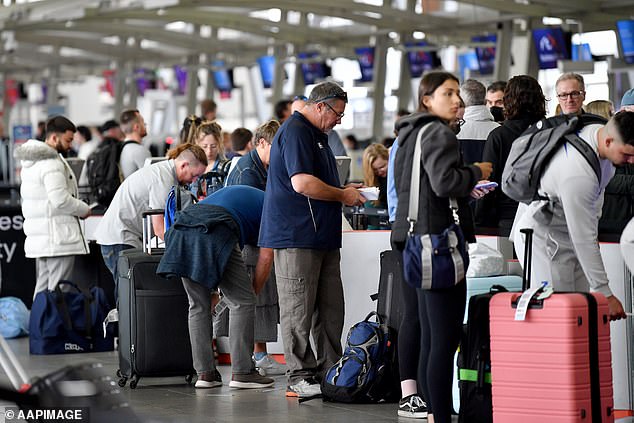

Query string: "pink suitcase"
[489, 291, 614, 422]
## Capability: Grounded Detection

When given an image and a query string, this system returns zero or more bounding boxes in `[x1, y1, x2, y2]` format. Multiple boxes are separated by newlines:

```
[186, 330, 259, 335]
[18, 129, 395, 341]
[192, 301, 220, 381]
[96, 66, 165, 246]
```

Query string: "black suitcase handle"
[520, 228, 533, 291]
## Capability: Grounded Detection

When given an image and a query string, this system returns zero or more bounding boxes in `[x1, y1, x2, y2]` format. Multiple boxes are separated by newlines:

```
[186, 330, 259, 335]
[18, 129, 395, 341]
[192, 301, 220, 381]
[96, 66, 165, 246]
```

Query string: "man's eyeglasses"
[293, 95, 307, 101]
[323, 102, 345, 119]
[557, 91, 584, 100]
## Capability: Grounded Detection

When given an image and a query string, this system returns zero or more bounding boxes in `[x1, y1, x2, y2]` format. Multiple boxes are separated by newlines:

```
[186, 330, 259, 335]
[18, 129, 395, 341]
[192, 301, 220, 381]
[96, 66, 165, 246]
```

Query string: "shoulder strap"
[564, 134, 602, 182]
[407, 122, 459, 232]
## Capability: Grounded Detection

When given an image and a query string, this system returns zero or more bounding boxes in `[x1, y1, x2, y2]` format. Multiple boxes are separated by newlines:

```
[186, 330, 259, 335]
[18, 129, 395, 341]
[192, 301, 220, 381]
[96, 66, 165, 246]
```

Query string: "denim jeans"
[182, 245, 256, 375]
[100, 243, 133, 304]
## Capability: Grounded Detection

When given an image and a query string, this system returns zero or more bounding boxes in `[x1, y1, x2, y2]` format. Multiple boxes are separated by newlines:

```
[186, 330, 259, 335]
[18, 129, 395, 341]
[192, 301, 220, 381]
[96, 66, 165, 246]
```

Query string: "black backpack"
[197, 159, 232, 197]
[501, 114, 606, 204]
[86, 139, 134, 206]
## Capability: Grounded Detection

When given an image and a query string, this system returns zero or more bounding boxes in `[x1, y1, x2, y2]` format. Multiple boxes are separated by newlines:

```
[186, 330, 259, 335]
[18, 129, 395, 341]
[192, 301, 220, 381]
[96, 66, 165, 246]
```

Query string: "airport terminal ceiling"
[0, 0, 633, 81]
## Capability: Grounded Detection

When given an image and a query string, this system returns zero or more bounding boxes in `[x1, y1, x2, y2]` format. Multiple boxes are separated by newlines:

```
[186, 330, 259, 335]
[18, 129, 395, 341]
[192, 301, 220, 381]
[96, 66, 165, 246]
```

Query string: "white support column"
[396, 0, 415, 112]
[372, 34, 389, 142]
[113, 59, 126, 118]
[45, 65, 60, 112]
[271, 44, 286, 117]
[493, 21, 513, 82]
[185, 54, 198, 115]
[292, 12, 308, 97]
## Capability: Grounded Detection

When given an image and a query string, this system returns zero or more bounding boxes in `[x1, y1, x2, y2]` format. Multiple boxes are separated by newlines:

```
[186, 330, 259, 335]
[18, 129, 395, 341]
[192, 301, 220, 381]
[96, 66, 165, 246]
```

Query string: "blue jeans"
[100, 243, 133, 305]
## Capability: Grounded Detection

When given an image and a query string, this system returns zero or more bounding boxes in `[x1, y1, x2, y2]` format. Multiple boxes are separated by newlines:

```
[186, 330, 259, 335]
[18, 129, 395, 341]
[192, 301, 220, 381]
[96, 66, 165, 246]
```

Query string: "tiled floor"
[1, 337, 631, 422]
[0, 337, 436, 423]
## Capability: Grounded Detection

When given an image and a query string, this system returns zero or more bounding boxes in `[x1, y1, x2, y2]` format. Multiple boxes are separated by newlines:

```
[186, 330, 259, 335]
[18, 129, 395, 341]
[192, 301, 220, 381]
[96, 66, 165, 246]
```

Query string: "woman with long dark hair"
[391, 71, 491, 423]
[476, 75, 546, 230]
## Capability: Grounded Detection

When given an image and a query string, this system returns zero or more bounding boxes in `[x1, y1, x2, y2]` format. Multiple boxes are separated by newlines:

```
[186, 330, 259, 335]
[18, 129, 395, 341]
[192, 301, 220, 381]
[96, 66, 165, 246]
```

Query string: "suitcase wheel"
[116, 369, 123, 378]
[185, 374, 193, 385]
[118, 377, 127, 388]
[129, 376, 139, 389]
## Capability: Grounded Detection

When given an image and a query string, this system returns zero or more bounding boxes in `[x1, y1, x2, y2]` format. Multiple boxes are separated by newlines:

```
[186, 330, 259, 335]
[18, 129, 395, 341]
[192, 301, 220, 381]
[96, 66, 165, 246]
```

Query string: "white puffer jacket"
[15, 139, 90, 258]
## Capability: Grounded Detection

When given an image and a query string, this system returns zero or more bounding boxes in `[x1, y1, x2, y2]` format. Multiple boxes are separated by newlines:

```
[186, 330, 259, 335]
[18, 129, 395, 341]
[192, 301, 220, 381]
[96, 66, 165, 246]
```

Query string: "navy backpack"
[319, 312, 393, 403]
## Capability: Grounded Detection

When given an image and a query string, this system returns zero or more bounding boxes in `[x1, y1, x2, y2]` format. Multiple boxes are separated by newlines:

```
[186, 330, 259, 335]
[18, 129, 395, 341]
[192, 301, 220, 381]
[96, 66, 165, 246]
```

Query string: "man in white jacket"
[14, 116, 91, 298]
[514, 111, 634, 321]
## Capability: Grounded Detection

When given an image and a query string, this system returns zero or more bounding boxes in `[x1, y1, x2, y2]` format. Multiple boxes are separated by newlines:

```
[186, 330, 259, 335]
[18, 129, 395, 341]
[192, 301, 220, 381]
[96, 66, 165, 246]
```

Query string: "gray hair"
[307, 81, 348, 104]
[461, 79, 486, 107]
[556, 72, 585, 91]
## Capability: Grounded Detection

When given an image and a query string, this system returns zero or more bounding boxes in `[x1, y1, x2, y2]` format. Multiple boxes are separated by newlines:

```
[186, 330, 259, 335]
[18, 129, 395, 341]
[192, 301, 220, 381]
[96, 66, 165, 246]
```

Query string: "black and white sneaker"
[398, 394, 428, 419]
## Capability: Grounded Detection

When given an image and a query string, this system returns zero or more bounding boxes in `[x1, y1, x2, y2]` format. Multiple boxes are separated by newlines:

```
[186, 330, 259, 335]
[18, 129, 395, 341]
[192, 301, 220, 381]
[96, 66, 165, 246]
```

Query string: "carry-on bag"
[488, 228, 614, 422]
[29, 281, 114, 354]
[117, 209, 195, 389]
[373, 250, 404, 401]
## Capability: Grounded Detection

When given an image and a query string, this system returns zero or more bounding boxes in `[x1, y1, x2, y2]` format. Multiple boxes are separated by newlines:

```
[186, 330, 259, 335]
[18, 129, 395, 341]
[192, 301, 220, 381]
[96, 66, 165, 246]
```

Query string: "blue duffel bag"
[29, 281, 114, 354]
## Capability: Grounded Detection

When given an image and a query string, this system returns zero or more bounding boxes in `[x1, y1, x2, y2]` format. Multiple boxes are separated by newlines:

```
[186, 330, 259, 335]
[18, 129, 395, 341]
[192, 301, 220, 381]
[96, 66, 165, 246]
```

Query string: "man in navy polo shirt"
[259, 81, 365, 398]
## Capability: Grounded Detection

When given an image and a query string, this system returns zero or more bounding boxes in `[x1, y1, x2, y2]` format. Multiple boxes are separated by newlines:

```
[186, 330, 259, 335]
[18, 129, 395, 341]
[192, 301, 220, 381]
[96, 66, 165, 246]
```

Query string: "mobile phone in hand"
[475, 181, 498, 190]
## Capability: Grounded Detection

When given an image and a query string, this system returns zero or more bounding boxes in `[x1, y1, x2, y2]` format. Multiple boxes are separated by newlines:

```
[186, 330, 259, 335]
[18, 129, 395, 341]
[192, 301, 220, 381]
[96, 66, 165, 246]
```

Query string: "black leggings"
[417, 281, 466, 423]
[397, 276, 420, 382]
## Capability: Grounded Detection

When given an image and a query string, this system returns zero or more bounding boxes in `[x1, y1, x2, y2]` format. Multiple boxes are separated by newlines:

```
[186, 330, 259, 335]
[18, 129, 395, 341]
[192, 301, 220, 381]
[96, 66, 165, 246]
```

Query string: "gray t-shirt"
[95, 160, 177, 247]
[120, 141, 152, 179]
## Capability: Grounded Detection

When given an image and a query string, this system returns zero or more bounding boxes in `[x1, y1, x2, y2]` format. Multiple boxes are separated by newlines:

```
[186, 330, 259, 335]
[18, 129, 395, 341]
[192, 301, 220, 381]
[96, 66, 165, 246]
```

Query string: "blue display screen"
[571, 43, 593, 62]
[405, 42, 435, 78]
[298, 52, 327, 85]
[355, 46, 375, 82]
[532, 27, 569, 69]
[458, 51, 479, 81]
[257, 56, 275, 88]
[212, 60, 233, 92]
[472, 34, 496, 75]
[617, 20, 634, 64]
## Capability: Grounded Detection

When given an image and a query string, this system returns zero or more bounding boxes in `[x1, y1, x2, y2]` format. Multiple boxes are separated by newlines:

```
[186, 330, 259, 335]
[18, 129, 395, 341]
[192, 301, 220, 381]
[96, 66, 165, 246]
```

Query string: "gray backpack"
[501, 115, 601, 204]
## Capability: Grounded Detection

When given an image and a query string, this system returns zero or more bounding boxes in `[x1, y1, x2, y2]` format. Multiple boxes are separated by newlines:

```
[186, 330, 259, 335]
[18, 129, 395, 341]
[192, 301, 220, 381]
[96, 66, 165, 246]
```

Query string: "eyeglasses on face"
[557, 91, 584, 100]
[323, 102, 345, 119]
[293, 95, 308, 101]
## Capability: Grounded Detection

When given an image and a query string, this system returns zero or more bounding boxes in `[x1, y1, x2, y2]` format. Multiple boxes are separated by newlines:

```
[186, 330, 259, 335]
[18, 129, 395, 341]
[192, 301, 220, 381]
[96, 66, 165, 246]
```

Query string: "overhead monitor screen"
[257, 56, 275, 88]
[472, 34, 496, 75]
[355, 46, 375, 82]
[617, 20, 634, 64]
[405, 42, 436, 77]
[532, 27, 569, 69]
[298, 52, 328, 85]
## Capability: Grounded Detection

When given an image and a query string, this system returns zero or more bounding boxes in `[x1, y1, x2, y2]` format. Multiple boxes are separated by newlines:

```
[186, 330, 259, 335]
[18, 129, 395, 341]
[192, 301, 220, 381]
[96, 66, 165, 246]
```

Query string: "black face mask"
[490, 106, 505, 122]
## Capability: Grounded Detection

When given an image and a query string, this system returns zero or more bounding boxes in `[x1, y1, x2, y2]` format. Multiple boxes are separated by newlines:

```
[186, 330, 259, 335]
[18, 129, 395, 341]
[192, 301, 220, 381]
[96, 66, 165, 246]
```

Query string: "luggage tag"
[514, 281, 550, 321]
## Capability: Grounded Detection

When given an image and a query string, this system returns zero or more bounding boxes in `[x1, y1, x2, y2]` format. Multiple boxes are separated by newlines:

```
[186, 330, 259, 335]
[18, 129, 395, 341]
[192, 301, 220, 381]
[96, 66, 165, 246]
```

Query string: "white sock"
[401, 379, 418, 398]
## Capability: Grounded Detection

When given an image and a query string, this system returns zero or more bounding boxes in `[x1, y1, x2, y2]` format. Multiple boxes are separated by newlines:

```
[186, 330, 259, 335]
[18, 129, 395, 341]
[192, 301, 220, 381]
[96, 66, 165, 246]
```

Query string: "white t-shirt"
[95, 160, 177, 248]
[514, 124, 615, 295]
[120, 141, 151, 179]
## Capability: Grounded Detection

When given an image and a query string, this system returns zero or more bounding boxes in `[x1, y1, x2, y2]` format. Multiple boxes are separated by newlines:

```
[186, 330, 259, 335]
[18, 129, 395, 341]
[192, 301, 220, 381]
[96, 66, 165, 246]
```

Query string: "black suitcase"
[376, 250, 405, 333]
[116, 210, 195, 389]
[372, 249, 404, 401]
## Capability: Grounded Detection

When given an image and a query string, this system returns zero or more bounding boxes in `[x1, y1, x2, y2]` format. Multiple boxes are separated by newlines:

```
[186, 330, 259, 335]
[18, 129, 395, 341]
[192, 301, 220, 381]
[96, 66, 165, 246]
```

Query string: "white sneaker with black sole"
[398, 394, 428, 419]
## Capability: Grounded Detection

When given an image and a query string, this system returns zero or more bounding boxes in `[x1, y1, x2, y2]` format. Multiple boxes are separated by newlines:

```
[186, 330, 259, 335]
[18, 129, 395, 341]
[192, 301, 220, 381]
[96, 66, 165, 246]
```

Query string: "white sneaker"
[255, 354, 287, 376]
[286, 379, 321, 398]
